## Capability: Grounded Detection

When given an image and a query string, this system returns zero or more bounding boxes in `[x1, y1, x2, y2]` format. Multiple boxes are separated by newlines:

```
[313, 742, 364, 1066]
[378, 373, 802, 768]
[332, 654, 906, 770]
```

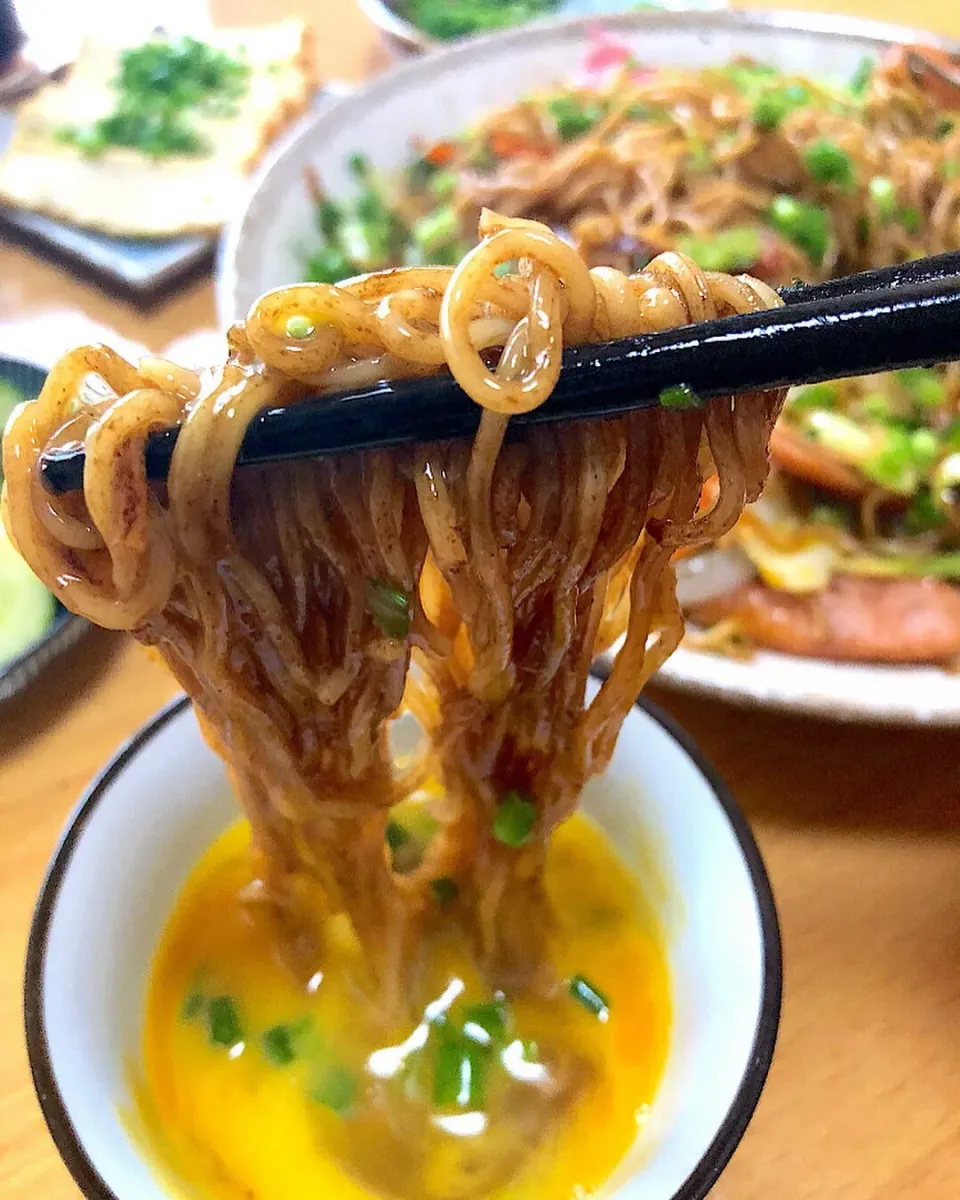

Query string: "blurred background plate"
[0, 355, 88, 706]
[0, 108, 216, 304]
[221, 7, 960, 725]
[358, 0, 729, 56]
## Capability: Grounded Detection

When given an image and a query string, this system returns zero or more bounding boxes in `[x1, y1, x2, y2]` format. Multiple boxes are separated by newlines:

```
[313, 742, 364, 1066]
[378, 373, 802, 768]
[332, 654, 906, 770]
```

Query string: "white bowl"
[24, 680, 780, 1199]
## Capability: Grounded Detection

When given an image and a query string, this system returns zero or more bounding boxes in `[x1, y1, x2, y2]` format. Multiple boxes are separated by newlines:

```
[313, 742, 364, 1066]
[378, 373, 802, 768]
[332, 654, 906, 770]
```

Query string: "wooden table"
[2, 2, 959, 1197]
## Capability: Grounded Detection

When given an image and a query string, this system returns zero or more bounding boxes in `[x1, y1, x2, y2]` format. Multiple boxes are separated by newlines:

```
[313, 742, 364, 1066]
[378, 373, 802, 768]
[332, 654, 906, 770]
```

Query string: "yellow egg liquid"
[139, 815, 670, 1199]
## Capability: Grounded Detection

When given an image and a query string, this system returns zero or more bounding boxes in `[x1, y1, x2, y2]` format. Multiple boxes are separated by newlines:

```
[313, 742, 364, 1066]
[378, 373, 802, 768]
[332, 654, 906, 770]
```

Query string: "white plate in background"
[220, 9, 960, 724]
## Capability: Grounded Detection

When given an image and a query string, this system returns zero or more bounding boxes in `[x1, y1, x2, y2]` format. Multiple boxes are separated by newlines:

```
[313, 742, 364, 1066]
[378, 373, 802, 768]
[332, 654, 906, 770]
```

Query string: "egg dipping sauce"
[139, 810, 670, 1200]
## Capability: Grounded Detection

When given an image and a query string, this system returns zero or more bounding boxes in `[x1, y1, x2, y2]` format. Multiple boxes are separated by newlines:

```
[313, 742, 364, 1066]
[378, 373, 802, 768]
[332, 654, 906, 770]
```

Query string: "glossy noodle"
[2, 212, 784, 1001]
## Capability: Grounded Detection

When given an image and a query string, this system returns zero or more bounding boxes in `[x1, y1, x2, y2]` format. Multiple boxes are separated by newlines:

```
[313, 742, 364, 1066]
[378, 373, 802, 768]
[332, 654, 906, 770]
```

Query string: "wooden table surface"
[2, 2, 959, 1197]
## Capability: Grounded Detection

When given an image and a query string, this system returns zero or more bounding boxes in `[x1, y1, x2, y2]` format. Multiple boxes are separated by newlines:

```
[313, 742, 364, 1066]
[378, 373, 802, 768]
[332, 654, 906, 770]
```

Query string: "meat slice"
[693, 574, 960, 663]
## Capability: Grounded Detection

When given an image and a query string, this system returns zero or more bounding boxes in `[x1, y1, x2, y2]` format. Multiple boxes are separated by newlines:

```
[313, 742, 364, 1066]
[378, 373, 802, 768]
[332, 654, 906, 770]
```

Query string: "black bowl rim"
[0, 355, 89, 703]
[23, 689, 782, 1200]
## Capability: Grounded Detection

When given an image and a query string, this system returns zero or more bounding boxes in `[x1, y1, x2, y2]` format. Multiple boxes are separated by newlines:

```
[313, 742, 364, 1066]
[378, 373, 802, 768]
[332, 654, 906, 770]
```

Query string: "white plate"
[24, 686, 780, 1198]
[219, 8, 960, 726]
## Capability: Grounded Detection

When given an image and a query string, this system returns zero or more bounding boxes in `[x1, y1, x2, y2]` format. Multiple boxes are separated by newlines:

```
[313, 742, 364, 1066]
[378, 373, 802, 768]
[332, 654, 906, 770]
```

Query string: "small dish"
[0, 354, 88, 705]
[24, 680, 780, 1199]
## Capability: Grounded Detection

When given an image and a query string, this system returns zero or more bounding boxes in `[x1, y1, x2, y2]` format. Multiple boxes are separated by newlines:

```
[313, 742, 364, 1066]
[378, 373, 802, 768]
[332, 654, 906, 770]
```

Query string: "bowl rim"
[23, 687, 781, 1200]
[219, 5, 956, 325]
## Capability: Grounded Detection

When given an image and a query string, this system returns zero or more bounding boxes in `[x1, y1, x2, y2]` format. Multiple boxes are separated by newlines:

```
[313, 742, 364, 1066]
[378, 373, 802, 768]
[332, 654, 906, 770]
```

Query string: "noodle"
[1, 213, 784, 1000]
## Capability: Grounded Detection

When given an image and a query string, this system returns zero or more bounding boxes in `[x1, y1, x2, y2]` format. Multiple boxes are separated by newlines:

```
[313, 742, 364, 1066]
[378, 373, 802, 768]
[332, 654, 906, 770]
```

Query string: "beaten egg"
[139, 813, 670, 1199]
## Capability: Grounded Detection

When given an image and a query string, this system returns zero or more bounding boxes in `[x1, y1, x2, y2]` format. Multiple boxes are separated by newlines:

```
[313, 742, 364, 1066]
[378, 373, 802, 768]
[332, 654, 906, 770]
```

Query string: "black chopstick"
[39, 259, 960, 495]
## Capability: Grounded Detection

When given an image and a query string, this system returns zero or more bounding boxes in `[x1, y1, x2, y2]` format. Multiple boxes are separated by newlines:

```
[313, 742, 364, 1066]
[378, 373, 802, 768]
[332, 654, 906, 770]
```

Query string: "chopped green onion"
[789, 383, 838, 412]
[261, 1024, 297, 1066]
[900, 206, 921, 235]
[686, 138, 711, 172]
[767, 195, 830, 266]
[207, 996, 243, 1048]
[306, 245, 355, 285]
[316, 199, 343, 240]
[943, 160, 960, 182]
[356, 189, 385, 223]
[429, 169, 458, 201]
[181, 990, 204, 1021]
[364, 579, 411, 640]
[312, 1064, 356, 1115]
[904, 488, 946, 534]
[285, 314, 314, 340]
[467, 143, 498, 172]
[936, 117, 955, 140]
[569, 974, 610, 1021]
[547, 95, 605, 142]
[855, 213, 870, 245]
[862, 427, 919, 493]
[676, 226, 761, 273]
[494, 259, 519, 277]
[751, 83, 809, 131]
[347, 151, 370, 179]
[406, 154, 438, 191]
[433, 1030, 486, 1110]
[868, 176, 896, 223]
[803, 138, 855, 188]
[849, 56, 873, 97]
[910, 428, 939, 467]
[430, 877, 459, 906]
[385, 819, 409, 851]
[492, 790, 536, 848]
[859, 392, 891, 420]
[412, 205, 460, 254]
[462, 999, 508, 1047]
[897, 367, 944, 410]
[659, 383, 700, 410]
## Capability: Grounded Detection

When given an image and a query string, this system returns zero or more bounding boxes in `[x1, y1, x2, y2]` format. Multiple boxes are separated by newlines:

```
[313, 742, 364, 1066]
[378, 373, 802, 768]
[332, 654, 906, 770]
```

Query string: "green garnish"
[364, 579, 412, 640]
[900, 206, 921, 235]
[316, 199, 343, 240]
[789, 383, 838, 412]
[58, 35, 249, 160]
[904, 488, 947, 534]
[751, 83, 809, 131]
[936, 117, 955, 140]
[943, 160, 960, 182]
[862, 427, 920, 493]
[659, 383, 701, 410]
[406, 0, 559, 41]
[430, 877, 459, 906]
[849, 56, 873, 97]
[859, 392, 891, 420]
[206, 996, 243, 1048]
[305, 245, 356, 285]
[285, 314, 314, 340]
[676, 226, 761, 273]
[406, 155, 438, 191]
[462, 999, 508, 1047]
[492, 790, 536, 848]
[868, 176, 896, 223]
[494, 259, 519, 277]
[348, 151, 370, 179]
[767, 195, 830, 266]
[261, 1024, 298, 1067]
[547, 95, 606, 142]
[312, 1064, 357, 1115]
[433, 1029, 487, 1109]
[181, 990, 204, 1021]
[569, 975, 610, 1021]
[810, 503, 849, 529]
[412, 205, 460, 254]
[897, 367, 944, 410]
[803, 138, 855, 188]
[429, 169, 459, 201]
[385, 819, 409, 851]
